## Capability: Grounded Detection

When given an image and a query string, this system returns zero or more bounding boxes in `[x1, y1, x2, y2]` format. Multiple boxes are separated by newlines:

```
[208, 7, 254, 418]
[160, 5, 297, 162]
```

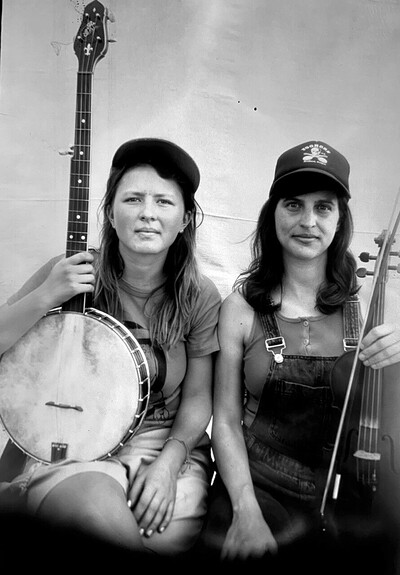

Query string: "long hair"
[235, 191, 359, 314]
[94, 157, 203, 348]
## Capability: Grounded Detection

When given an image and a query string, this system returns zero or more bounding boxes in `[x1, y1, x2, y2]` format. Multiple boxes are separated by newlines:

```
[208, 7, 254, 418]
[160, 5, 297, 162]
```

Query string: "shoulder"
[219, 290, 255, 338]
[198, 274, 222, 303]
[221, 289, 252, 313]
[187, 275, 221, 329]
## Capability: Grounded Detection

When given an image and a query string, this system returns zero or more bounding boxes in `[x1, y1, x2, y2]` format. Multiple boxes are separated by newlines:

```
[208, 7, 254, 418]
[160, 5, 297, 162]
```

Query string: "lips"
[292, 234, 319, 243]
[135, 228, 159, 234]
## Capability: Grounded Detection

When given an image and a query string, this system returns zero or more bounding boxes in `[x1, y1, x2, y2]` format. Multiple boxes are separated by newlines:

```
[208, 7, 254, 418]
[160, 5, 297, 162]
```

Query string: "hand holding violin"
[359, 323, 400, 370]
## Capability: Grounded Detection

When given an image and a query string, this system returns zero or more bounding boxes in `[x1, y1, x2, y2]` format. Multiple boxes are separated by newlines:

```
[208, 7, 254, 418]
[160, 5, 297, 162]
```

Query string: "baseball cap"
[269, 141, 350, 199]
[112, 138, 200, 194]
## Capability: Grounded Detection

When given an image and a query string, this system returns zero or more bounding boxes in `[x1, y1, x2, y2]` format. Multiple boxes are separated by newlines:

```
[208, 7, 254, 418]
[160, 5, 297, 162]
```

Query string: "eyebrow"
[282, 195, 336, 204]
[120, 190, 175, 198]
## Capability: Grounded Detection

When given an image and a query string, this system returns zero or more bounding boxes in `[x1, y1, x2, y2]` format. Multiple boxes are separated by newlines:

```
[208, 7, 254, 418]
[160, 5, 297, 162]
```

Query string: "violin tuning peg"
[356, 267, 374, 278]
[359, 252, 377, 262]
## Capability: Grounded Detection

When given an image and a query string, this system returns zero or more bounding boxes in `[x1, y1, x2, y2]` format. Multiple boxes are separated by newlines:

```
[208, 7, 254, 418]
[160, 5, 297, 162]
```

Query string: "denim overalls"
[242, 298, 360, 533]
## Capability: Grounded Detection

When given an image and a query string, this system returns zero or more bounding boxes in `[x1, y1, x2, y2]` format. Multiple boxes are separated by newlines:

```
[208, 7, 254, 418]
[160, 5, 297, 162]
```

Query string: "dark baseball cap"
[112, 138, 200, 194]
[269, 140, 350, 199]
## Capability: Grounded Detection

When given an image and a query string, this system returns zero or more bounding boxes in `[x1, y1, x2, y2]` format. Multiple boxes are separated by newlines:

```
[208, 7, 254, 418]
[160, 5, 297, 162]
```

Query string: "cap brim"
[112, 138, 200, 193]
[270, 168, 350, 198]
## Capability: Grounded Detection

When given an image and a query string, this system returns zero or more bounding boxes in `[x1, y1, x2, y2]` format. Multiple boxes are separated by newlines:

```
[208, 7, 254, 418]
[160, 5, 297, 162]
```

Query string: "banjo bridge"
[45, 401, 84, 412]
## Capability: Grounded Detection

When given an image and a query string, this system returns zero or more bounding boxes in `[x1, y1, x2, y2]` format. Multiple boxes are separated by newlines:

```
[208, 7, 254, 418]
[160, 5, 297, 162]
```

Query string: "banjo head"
[0, 309, 149, 463]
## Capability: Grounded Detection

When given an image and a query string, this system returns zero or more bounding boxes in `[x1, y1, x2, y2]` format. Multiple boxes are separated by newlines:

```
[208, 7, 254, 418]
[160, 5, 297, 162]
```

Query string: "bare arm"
[211, 291, 277, 560]
[0, 252, 95, 356]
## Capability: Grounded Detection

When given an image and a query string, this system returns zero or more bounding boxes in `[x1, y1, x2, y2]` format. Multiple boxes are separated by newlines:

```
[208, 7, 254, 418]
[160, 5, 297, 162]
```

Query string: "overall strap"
[343, 295, 360, 351]
[259, 307, 286, 364]
[259, 295, 361, 361]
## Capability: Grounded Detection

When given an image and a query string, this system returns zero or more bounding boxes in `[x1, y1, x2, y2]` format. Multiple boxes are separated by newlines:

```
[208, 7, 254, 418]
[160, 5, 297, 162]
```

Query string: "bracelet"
[163, 436, 191, 473]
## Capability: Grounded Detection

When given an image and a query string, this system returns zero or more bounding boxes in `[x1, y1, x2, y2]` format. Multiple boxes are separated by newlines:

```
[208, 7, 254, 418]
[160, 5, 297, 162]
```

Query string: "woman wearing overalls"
[201, 140, 400, 569]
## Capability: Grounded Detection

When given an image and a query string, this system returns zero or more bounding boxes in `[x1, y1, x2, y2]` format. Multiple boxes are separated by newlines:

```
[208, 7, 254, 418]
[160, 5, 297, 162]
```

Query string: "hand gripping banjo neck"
[0, 2, 150, 464]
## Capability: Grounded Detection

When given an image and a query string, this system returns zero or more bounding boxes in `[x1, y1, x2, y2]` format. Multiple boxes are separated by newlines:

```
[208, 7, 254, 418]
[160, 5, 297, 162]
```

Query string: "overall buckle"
[265, 336, 286, 364]
[343, 337, 358, 352]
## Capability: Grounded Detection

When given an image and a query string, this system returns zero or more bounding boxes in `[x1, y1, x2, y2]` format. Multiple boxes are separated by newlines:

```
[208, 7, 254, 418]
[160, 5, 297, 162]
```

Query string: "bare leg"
[36, 472, 146, 551]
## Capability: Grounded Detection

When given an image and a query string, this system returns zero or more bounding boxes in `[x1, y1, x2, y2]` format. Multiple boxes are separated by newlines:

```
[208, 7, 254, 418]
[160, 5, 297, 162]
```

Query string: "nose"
[300, 207, 316, 227]
[139, 197, 156, 221]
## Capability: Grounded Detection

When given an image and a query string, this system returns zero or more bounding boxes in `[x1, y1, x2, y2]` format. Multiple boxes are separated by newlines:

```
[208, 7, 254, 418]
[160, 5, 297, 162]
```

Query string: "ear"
[179, 211, 192, 233]
[182, 211, 192, 228]
[107, 206, 115, 228]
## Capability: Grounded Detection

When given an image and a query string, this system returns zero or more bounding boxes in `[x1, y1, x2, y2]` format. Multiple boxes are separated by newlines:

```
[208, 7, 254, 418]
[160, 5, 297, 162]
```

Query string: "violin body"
[325, 350, 400, 541]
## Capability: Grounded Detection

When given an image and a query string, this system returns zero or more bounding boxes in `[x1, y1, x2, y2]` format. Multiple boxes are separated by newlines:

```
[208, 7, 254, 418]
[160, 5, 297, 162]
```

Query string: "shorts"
[3, 423, 213, 555]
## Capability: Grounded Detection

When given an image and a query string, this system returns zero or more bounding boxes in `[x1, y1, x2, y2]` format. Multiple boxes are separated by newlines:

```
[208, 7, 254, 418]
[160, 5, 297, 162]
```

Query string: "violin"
[320, 191, 400, 544]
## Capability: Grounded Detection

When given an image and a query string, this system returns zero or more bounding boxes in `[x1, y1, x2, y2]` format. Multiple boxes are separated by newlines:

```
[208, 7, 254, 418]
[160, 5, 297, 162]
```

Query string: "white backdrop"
[1, 1, 400, 451]
[1, 0, 400, 301]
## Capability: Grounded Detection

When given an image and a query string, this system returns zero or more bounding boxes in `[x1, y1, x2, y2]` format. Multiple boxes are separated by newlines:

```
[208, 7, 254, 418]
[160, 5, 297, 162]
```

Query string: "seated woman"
[201, 140, 400, 567]
[0, 137, 221, 557]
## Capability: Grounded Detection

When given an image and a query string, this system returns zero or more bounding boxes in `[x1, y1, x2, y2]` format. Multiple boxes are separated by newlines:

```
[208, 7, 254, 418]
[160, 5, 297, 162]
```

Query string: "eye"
[158, 198, 174, 205]
[284, 200, 301, 210]
[124, 195, 141, 203]
[316, 203, 333, 212]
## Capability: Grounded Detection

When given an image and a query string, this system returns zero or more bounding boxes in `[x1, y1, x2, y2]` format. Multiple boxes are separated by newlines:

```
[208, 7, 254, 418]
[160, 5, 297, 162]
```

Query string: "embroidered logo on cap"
[301, 143, 331, 166]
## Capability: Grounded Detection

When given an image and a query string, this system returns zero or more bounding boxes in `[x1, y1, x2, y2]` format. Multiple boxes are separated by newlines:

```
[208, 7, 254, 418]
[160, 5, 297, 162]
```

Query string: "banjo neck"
[64, 0, 109, 314]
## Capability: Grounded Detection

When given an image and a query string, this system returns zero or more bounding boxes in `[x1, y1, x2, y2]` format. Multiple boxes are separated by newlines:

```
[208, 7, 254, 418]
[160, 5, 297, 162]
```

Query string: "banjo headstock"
[73, 1, 109, 73]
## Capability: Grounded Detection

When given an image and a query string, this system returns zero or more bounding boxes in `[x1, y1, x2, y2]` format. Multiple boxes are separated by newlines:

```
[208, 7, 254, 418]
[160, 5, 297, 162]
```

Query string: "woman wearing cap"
[201, 141, 400, 562]
[0, 138, 221, 555]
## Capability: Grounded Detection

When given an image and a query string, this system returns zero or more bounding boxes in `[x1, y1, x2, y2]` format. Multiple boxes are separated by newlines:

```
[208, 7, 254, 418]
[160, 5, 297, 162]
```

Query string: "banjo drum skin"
[0, 308, 150, 463]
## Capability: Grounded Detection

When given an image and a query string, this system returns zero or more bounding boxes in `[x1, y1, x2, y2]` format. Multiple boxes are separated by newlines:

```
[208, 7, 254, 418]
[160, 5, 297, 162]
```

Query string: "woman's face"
[274, 190, 340, 262]
[109, 165, 190, 259]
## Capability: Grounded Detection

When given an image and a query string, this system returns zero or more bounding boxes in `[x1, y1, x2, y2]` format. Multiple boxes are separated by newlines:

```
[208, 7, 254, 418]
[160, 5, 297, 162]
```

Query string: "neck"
[120, 250, 166, 292]
[277, 257, 327, 317]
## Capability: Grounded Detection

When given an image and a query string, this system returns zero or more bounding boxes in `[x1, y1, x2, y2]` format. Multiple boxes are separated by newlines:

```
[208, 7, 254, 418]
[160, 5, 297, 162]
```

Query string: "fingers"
[137, 497, 173, 538]
[57, 253, 95, 288]
[359, 324, 400, 369]
[128, 486, 174, 538]
[68, 251, 94, 264]
[156, 500, 174, 534]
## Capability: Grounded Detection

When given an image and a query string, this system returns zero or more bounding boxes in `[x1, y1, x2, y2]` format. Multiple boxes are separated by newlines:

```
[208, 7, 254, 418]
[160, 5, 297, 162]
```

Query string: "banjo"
[0, 1, 149, 464]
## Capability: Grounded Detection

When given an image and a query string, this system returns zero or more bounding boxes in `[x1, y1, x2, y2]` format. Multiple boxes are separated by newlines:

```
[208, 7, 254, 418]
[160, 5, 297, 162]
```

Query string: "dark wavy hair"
[93, 156, 203, 348]
[235, 185, 359, 315]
